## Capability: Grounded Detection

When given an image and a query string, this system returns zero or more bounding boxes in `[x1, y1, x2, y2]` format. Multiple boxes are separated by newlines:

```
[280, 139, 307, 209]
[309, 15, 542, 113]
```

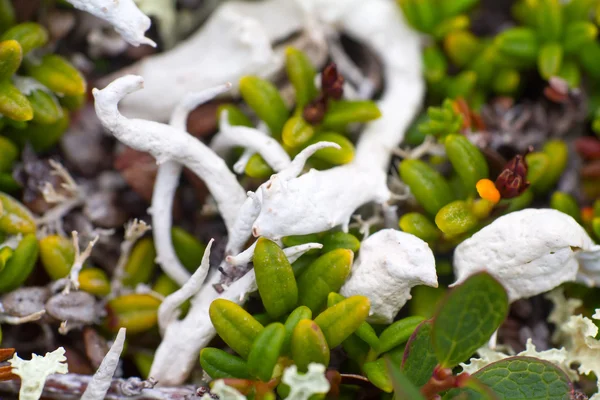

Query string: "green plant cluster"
[0, 189, 210, 336]
[219, 47, 381, 179]
[398, 0, 600, 105]
[398, 100, 573, 251]
[0, 0, 86, 193]
[204, 242, 574, 400]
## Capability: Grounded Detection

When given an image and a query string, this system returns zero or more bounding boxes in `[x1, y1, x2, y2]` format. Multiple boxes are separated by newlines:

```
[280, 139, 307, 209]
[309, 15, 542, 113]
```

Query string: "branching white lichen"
[65, 0, 156, 47]
[81, 328, 126, 400]
[36, 160, 85, 236]
[110, 219, 151, 296]
[62, 231, 99, 295]
[94, 0, 424, 385]
[9, 347, 68, 400]
[340, 229, 438, 323]
[158, 240, 214, 333]
[281, 363, 330, 400]
[453, 209, 598, 302]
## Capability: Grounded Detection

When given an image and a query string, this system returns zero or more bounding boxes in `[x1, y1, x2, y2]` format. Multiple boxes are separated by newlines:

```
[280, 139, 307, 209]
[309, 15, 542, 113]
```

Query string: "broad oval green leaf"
[401, 320, 438, 387]
[445, 356, 573, 400]
[432, 272, 509, 368]
[39, 234, 75, 280]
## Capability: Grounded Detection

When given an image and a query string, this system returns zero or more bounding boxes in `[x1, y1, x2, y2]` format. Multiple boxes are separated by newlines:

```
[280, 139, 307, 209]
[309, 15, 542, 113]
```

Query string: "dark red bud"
[303, 95, 327, 125]
[321, 63, 344, 100]
[575, 137, 600, 160]
[495, 154, 530, 199]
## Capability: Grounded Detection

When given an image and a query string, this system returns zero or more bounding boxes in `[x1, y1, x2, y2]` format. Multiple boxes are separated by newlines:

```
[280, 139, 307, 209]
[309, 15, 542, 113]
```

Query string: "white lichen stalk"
[65, 0, 156, 47]
[81, 328, 127, 400]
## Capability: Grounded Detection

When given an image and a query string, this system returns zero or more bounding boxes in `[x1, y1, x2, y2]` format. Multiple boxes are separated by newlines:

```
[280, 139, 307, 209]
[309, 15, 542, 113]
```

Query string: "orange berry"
[476, 179, 501, 204]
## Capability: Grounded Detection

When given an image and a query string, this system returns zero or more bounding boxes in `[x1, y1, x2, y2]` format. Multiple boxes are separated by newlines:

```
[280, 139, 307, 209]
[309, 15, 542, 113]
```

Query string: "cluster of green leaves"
[399, 101, 569, 250]
[0, 189, 208, 338]
[399, 0, 600, 105]
[219, 47, 381, 179]
[200, 237, 371, 398]
[371, 273, 573, 399]
[0, 0, 86, 193]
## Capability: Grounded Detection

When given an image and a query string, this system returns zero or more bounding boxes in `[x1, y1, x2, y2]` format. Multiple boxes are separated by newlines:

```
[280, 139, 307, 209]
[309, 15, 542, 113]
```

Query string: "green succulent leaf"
[320, 231, 360, 254]
[209, 299, 264, 359]
[314, 295, 370, 348]
[27, 89, 63, 125]
[0, 234, 39, 293]
[245, 153, 274, 179]
[291, 319, 330, 372]
[432, 272, 509, 368]
[39, 234, 75, 280]
[537, 42, 563, 80]
[0, 39, 21, 80]
[282, 305, 312, 354]
[444, 134, 489, 193]
[297, 249, 353, 313]
[26, 54, 86, 96]
[253, 237, 298, 319]
[435, 200, 478, 236]
[378, 315, 426, 355]
[239, 75, 288, 139]
[399, 159, 454, 216]
[171, 226, 206, 273]
[105, 294, 161, 334]
[364, 358, 393, 393]
[321, 100, 381, 128]
[200, 348, 251, 380]
[0, 80, 33, 122]
[1, 23, 48, 54]
[285, 47, 318, 109]
[326, 292, 379, 351]
[306, 131, 355, 165]
[0, 192, 36, 234]
[399, 213, 441, 243]
[78, 268, 110, 296]
[123, 237, 156, 287]
[247, 322, 286, 381]
[0, 136, 18, 173]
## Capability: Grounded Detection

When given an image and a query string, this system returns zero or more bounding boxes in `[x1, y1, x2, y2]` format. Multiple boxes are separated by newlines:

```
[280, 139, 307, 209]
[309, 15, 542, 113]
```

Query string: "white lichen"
[9, 347, 68, 400]
[340, 229, 438, 324]
[81, 328, 127, 400]
[94, 0, 424, 385]
[65, 0, 156, 47]
[201, 380, 246, 400]
[62, 231, 99, 295]
[281, 363, 330, 400]
[110, 219, 151, 295]
[453, 209, 597, 302]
